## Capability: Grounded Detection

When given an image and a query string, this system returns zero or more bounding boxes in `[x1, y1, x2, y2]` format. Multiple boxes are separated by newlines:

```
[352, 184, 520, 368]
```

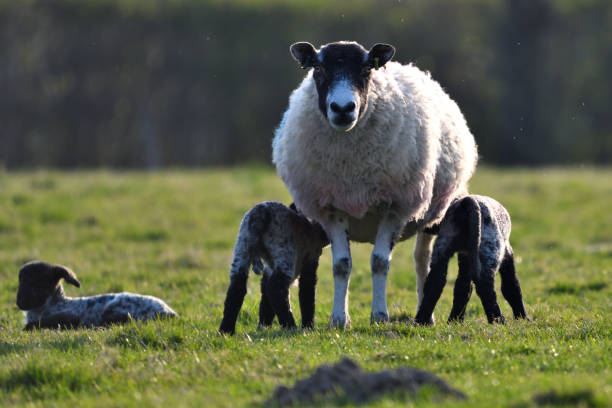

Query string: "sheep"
[17, 261, 177, 330]
[219, 201, 329, 335]
[272, 41, 478, 326]
[414, 195, 529, 325]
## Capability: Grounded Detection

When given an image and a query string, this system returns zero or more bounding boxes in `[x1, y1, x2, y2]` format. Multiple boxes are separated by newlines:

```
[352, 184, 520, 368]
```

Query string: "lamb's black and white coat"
[219, 201, 329, 335]
[414, 195, 529, 325]
[273, 41, 478, 326]
[17, 261, 177, 330]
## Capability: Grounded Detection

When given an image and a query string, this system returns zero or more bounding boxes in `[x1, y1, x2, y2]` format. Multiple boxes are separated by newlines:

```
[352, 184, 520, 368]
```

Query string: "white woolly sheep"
[219, 202, 329, 335]
[414, 195, 529, 325]
[17, 261, 177, 330]
[272, 41, 478, 326]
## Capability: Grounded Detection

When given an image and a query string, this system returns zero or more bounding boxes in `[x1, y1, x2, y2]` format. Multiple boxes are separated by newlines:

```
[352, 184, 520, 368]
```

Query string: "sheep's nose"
[330, 102, 356, 114]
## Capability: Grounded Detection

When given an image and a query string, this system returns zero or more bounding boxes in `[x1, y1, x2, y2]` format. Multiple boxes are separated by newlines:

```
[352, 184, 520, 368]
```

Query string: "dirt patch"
[266, 357, 466, 406]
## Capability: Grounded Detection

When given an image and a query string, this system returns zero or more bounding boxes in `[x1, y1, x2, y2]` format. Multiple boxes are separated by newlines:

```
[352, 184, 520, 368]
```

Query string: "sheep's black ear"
[367, 43, 395, 69]
[54, 265, 81, 288]
[289, 202, 298, 212]
[290, 42, 317, 69]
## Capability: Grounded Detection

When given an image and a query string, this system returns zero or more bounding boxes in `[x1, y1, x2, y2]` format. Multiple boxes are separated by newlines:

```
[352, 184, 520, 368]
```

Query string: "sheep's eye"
[313, 65, 324, 75]
[361, 67, 372, 77]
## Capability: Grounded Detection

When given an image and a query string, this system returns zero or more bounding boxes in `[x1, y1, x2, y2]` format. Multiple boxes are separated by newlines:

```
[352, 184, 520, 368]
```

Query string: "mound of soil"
[267, 357, 466, 406]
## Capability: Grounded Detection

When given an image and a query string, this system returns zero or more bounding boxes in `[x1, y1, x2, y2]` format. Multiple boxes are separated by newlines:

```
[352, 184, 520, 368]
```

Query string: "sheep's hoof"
[370, 310, 390, 324]
[329, 313, 351, 329]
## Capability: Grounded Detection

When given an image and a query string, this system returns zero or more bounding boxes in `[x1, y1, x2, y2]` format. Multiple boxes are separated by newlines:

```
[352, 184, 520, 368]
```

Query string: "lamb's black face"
[16, 261, 81, 310]
[17, 268, 59, 310]
[290, 41, 395, 132]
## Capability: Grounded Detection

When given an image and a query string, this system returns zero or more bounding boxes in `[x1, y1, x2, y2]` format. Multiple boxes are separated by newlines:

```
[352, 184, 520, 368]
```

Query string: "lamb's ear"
[290, 42, 317, 69]
[53, 265, 81, 288]
[366, 43, 395, 69]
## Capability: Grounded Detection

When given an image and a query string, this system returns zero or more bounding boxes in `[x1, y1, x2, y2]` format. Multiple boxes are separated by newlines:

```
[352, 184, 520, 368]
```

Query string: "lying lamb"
[17, 261, 177, 330]
[219, 202, 329, 335]
[414, 195, 529, 325]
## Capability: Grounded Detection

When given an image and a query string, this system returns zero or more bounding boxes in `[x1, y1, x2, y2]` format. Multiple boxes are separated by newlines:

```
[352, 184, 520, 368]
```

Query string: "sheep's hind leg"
[265, 271, 296, 329]
[414, 230, 436, 321]
[499, 246, 529, 320]
[327, 217, 352, 328]
[370, 213, 404, 323]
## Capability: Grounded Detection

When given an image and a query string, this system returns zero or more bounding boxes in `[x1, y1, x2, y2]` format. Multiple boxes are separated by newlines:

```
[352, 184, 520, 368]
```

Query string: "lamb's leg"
[370, 213, 404, 323]
[499, 246, 529, 320]
[25, 314, 81, 330]
[265, 271, 296, 329]
[258, 271, 275, 328]
[473, 260, 505, 324]
[219, 270, 248, 335]
[414, 230, 436, 320]
[327, 217, 352, 328]
[415, 236, 454, 325]
[298, 257, 318, 329]
[101, 308, 132, 326]
[448, 253, 474, 322]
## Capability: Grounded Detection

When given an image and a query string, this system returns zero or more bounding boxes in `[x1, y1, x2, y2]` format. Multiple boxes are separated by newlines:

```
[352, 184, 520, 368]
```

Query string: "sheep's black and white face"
[290, 41, 395, 132]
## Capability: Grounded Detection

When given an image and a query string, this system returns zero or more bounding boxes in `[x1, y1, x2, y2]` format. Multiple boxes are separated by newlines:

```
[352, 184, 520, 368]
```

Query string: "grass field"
[0, 167, 610, 407]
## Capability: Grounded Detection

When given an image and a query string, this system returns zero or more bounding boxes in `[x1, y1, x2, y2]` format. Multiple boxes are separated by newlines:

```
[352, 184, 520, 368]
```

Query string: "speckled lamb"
[17, 261, 177, 330]
[414, 195, 529, 325]
[219, 202, 329, 335]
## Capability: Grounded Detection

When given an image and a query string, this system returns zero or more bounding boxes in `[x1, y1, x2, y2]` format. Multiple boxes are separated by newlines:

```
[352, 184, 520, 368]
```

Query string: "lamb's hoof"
[415, 310, 436, 325]
[329, 313, 351, 329]
[370, 310, 390, 324]
[301, 320, 315, 330]
[218, 326, 235, 336]
[491, 315, 506, 324]
[515, 313, 531, 321]
[414, 315, 434, 326]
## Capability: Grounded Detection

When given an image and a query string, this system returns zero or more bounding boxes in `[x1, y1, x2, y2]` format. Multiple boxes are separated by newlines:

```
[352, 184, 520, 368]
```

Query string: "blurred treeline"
[1, 0, 611, 168]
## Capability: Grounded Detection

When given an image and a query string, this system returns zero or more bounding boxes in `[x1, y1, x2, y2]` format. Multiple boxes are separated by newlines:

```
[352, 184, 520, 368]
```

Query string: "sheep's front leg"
[326, 215, 352, 328]
[414, 230, 436, 320]
[370, 213, 404, 323]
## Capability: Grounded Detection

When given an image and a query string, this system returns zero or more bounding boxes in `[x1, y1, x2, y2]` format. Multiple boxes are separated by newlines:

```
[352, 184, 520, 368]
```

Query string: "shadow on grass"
[264, 386, 460, 408]
[0, 360, 98, 399]
[531, 389, 603, 407]
[106, 323, 184, 350]
[547, 281, 607, 295]
[0, 334, 91, 356]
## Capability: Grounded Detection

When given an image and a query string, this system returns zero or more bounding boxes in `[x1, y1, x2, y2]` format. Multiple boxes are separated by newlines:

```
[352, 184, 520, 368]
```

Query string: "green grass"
[0, 167, 610, 407]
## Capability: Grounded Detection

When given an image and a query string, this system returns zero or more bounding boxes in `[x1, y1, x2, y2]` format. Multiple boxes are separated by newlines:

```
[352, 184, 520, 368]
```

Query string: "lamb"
[272, 41, 478, 326]
[414, 195, 529, 325]
[17, 261, 177, 330]
[219, 201, 329, 335]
